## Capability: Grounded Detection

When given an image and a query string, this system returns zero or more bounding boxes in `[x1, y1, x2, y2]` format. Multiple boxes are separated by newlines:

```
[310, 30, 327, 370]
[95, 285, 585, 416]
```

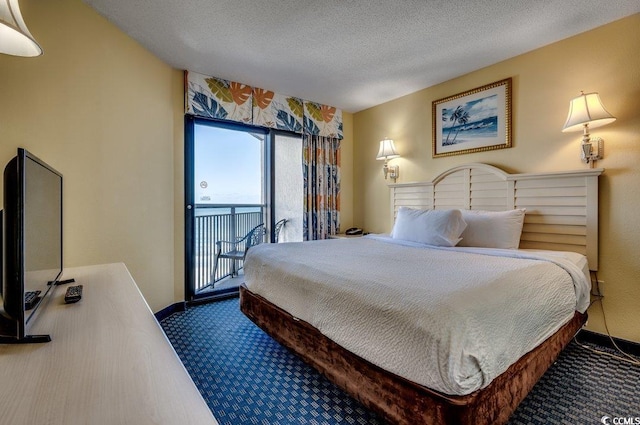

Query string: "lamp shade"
[376, 138, 399, 160]
[562, 92, 615, 133]
[0, 0, 42, 57]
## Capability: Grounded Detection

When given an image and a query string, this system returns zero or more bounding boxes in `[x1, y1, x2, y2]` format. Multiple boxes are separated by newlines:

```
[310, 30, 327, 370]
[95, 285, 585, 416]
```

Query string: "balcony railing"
[194, 206, 263, 293]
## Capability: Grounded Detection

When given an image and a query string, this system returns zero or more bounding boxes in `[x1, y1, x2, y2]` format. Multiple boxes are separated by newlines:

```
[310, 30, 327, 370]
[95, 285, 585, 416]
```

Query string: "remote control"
[64, 285, 83, 304]
[25, 290, 42, 310]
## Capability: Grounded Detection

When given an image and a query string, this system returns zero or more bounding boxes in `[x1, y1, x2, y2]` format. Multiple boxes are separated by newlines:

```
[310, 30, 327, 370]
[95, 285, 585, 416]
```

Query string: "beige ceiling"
[83, 1, 639, 113]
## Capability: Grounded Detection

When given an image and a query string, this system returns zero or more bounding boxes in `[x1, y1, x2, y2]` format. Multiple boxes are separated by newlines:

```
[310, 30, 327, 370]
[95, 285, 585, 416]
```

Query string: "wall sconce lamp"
[562, 91, 616, 168]
[0, 0, 43, 57]
[376, 138, 400, 182]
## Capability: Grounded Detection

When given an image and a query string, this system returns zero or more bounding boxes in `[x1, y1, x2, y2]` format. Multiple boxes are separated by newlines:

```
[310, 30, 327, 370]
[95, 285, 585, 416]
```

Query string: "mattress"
[243, 235, 591, 396]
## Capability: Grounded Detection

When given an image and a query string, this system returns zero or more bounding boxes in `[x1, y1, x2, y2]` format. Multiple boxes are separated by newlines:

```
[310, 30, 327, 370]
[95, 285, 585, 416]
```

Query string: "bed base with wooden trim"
[241, 285, 586, 425]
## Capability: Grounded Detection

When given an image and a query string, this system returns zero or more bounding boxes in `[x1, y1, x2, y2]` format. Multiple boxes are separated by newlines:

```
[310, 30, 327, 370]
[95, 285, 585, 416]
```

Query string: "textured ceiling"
[83, 1, 639, 113]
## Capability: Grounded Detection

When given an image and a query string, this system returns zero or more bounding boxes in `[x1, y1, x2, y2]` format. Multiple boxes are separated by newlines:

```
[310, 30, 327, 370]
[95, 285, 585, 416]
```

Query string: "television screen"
[1, 148, 62, 342]
[23, 153, 63, 321]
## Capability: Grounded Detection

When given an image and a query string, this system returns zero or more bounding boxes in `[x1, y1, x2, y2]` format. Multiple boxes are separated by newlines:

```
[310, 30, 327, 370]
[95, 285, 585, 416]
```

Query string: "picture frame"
[432, 78, 512, 158]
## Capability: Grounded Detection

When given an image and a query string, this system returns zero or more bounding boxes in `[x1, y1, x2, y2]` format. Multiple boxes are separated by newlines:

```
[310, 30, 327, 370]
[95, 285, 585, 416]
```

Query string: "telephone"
[345, 227, 364, 235]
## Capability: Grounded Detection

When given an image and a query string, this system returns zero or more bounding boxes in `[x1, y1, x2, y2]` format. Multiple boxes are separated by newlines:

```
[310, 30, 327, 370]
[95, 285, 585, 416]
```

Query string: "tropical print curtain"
[186, 73, 253, 124]
[252, 89, 304, 132]
[303, 135, 341, 240]
[303, 101, 342, 139]
[186, 71, 343, 139]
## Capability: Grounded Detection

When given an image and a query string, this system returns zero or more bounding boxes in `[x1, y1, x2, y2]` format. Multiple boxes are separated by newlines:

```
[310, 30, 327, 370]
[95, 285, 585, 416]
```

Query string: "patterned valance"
[186, 72, 252, 124]
[253, 89, 304, 133]
[185, 71, 342, 139]
[303, 101, 342, 139]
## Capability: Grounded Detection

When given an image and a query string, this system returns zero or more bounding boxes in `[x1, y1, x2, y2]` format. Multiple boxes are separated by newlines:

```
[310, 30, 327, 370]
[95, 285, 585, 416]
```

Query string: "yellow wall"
[354, 14, 640, 342]
[2, 0, 636, 343]
[0, 0, 357, 312]
[0, 0, 182, 312]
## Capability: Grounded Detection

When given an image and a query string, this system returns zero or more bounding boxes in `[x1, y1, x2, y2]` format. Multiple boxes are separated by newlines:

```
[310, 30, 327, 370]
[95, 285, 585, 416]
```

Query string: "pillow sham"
[457, 209, 526, 249]
[391, 207, 467, 247]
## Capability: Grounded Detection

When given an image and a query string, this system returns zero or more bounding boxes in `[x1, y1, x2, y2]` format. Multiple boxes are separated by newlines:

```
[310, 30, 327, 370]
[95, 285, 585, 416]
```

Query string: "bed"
[240, 163, 602, 425]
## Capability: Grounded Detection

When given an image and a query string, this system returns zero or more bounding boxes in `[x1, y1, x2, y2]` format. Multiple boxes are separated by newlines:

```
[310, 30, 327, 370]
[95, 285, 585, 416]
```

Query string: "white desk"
[0, 263, 218, 425]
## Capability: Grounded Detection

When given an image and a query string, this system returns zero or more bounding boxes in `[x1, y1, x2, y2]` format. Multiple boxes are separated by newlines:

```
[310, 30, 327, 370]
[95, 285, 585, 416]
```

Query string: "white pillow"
[391, 207, 467, 247]
[457, 209, 526, 249]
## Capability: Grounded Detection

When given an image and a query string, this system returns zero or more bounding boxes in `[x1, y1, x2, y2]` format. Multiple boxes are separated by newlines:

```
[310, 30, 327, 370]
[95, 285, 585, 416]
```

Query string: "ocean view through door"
[185, 117, 303, 301]
[190, 122, 265, 298]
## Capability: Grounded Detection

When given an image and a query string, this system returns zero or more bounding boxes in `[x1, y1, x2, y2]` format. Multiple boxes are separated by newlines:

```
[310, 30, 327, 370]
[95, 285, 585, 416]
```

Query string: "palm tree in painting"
[444, 105, 464, 145]
[451, 110, 470, 144]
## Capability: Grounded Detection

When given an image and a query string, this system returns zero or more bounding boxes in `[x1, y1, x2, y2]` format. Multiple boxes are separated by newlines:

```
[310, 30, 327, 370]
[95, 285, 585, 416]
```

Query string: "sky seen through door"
[194, 125, 262, 205]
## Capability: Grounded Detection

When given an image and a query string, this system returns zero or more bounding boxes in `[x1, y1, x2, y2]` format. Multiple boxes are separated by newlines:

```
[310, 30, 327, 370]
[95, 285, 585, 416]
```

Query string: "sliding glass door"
[185, 117, 302, 301]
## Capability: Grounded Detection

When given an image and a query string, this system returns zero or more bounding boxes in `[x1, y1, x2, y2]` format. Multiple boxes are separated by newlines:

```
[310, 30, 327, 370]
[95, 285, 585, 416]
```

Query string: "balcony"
[194, 205, 263, 294]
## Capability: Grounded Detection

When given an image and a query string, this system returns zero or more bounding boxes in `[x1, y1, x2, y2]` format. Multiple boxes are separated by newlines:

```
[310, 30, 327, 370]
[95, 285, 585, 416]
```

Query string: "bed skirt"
[240, 284, 587, 425]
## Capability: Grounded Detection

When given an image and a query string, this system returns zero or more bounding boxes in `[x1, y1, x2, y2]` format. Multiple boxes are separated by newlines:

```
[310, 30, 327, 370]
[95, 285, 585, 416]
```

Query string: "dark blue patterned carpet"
[160, 298, 640, 425]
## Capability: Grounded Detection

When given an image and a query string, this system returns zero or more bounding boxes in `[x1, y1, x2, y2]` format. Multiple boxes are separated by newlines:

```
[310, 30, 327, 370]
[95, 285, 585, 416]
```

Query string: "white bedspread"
[243, 235, 591, 396]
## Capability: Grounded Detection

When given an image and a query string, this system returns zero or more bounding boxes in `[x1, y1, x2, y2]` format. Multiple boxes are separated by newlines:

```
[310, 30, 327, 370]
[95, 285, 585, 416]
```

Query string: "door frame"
[184, 116, 299, 302]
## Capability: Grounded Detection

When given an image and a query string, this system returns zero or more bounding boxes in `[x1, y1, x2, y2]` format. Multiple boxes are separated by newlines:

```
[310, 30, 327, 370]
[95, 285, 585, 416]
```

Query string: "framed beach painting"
[432, 78, 512, 158]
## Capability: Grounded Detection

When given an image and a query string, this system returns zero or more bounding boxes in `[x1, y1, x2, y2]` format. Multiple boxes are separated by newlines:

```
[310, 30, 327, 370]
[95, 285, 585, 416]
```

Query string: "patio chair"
[274, 218, 287, 242]
[212, 223, 266, 284]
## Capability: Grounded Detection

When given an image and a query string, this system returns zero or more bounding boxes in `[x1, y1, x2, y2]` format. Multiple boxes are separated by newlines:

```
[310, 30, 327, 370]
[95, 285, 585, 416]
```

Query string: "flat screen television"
[0, 148, 63, 343]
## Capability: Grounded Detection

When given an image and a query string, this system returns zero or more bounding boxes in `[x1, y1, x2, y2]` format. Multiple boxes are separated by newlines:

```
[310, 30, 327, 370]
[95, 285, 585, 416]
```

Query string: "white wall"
[275, 135, 303, 242]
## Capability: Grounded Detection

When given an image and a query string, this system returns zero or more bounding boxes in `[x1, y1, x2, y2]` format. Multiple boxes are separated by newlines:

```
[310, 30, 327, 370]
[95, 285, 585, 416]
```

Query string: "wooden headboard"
[389, 163, 603, 270]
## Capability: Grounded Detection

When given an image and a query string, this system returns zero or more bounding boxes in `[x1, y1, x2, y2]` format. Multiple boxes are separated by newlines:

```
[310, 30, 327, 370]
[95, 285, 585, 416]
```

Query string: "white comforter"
[243, 235, 591, 396]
